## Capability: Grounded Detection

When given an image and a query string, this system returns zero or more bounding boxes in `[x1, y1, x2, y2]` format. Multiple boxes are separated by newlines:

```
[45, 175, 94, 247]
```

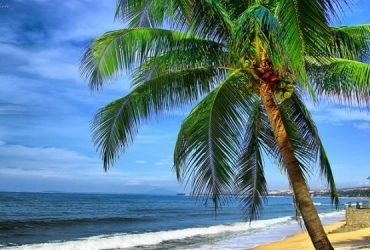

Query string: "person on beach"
[356, 201, 361, 209]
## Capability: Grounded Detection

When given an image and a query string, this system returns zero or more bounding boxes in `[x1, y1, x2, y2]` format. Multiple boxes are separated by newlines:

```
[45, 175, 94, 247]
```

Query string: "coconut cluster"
[274, 80, 294, 102]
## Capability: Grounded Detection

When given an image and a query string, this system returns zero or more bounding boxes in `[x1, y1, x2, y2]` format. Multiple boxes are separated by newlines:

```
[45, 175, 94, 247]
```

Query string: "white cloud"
[0, 43, 80, 82]
[0, 103, 30, 115]
[309, 104, 370, 124]
[0, 141, 101, 177]
[47, 2, 123, 43]
[154, 156, 173, 167]
[354, 122, 370, 131]
[0, 140, 176, 187]
[124, 180, 143, 186]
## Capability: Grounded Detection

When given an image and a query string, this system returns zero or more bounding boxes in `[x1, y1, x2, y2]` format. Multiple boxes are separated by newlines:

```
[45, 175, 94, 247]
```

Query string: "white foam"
[318, 210, 345, 219]
[190, 219, 300, 250]
[4, 212, 344, 250]
[3, 216, 294, 250]
[193, 211, 345, 250]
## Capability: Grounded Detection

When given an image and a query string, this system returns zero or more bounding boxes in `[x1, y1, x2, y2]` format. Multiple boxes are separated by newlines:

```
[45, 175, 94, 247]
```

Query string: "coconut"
[283, 91, 292, 99]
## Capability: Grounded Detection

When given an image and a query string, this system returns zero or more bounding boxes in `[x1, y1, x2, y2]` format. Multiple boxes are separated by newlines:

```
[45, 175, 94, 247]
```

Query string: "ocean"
[0, 192, 351, 249]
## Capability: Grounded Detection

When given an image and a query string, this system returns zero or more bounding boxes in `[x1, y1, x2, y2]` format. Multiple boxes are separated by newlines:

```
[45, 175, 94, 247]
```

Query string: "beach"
[250, 221, 370, 250]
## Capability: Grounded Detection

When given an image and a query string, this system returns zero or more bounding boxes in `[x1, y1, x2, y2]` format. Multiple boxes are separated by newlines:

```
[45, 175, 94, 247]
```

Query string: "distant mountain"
[144, 188, 176, 195]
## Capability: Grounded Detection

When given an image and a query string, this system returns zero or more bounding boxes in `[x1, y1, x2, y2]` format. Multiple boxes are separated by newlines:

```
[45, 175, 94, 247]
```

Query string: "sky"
[1, 0, 370, 194]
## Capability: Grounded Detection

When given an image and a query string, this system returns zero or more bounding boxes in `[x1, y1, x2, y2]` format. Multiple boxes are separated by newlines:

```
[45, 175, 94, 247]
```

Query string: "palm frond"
[233, 5, 285, 72]
[91, 95, 144, 171]
[178, 0, 234, 41]
[115, 0, 167, 27]
[317, 143, 339, 207]
[287, 93, 339, 206]
[174, 71, 253, 210]
[256, 102, 310, 181]
[276, 0, 338, 84]
[219, 0, 255, 20]
[236, 99, 268, 221]
[279, 92, 318, 169]
[93, 64, 228, 170]
[135, 67, 228, 110]
[80, 28, 190, 90]
[131, 38, 229, 88]
[306, 57, 370, 105]
[328, 24, 370, 60]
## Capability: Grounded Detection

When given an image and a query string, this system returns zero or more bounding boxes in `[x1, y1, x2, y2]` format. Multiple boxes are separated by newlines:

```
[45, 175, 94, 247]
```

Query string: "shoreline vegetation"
[250, 221, 370, 250]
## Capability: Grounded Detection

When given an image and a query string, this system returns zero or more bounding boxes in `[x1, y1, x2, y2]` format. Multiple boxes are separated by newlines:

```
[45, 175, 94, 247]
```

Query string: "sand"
[250, 221, 370, 250]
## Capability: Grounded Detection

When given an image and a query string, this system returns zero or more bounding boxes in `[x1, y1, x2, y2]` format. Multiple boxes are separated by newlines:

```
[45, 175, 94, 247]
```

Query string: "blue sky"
[1, 0, 370, 194]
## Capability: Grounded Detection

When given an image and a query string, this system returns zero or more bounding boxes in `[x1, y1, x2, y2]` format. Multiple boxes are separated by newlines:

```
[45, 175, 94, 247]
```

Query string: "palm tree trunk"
[259, 83, 334, 250]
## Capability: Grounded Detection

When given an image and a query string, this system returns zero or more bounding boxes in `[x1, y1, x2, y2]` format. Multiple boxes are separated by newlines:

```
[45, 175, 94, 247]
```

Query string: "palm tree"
[80, 1, 370, 249]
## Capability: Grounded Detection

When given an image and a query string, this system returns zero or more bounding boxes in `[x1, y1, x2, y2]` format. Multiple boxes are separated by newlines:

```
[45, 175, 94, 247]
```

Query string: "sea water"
[0, 192, 351, 249]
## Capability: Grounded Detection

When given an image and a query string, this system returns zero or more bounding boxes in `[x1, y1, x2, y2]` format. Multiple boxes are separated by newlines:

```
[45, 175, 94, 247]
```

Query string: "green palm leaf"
[91, 95, 143, 171]
[80, 28, 191, 90]
[115, 0, 167, 27]
[277, 0, 345, 84]
[93, 65, 228, 170]
[131, 38, 230, 86]
[307, 57, 370, 105]
[236, 99, 268, 221]
[174, 71, 252, 209]
[328, 24, 370, 60]
[233, 5, 285, 73]
[178, 0, 234, 41]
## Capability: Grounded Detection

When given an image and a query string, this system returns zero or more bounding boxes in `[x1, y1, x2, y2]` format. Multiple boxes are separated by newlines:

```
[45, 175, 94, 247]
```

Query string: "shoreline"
[249, 220, 370, 250]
